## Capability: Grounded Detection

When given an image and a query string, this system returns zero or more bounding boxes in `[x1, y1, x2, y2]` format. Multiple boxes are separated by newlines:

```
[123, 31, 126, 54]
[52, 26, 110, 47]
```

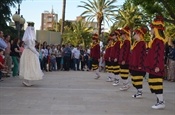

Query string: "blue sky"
[11, 0, 125, 30]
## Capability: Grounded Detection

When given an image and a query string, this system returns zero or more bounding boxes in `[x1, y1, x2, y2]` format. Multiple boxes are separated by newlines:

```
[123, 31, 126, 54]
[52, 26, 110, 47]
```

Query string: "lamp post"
[12, 4, 25, 38]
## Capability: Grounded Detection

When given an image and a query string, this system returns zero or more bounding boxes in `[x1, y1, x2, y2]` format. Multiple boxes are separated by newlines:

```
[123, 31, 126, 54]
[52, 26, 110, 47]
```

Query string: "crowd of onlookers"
[35, 42, 93, 72]
[0, 29, 175, 82]
[0, 31, 25, 81]
[0, 31, 95, 82]
[164, 40, 175, 82]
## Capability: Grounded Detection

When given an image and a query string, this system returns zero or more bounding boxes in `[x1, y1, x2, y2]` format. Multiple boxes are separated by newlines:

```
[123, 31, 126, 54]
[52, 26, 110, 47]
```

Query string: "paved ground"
[0, 71, 175, 115]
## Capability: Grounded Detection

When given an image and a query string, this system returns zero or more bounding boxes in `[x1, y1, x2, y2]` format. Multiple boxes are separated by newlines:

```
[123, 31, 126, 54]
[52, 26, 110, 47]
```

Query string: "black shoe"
[6, 75, 10, 77]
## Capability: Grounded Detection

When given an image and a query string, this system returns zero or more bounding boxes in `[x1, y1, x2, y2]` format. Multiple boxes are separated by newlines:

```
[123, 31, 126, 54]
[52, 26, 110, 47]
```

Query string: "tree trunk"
[97, 19, 102, 38]
[61, 0, 66, 44]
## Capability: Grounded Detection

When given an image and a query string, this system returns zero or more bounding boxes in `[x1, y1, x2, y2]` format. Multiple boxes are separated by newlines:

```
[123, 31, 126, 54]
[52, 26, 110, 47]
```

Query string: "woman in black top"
[11, 38, 21, 77]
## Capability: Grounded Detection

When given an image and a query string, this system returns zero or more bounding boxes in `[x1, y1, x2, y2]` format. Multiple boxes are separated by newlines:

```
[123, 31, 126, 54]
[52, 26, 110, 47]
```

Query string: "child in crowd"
[0, 49, 7, 81]
[19, 41, 25, 56]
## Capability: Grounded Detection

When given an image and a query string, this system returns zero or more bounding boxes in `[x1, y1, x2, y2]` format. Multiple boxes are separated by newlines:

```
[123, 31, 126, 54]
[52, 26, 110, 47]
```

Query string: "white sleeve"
[25, 40, 39, 56]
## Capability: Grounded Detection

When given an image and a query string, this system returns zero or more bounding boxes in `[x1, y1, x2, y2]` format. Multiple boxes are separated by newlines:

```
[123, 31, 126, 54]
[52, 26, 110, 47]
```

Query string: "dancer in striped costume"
[110, 30, 121, 86]
[144, 15, 166, 109]
[104, 35, 113, 82]
[118, 26, 131, 91]
[129, 27, 147, 98]
[90, 33, 101, 79]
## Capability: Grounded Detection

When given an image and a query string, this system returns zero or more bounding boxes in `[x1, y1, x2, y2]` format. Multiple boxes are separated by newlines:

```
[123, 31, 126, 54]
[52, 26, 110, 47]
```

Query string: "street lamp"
[12, 4, 25, 38]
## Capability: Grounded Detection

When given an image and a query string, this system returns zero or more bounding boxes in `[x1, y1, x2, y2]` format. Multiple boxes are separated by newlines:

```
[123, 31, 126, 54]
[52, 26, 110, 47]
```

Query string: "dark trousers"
[70, 58, 74, 70]
[87, 59, 92, 70]
[56, 57, 62, 70]
[63, 56, 70, 71]
[40, 58, 44, 70]
[43, 56, 48, 71]
[80, 60, 85, 70]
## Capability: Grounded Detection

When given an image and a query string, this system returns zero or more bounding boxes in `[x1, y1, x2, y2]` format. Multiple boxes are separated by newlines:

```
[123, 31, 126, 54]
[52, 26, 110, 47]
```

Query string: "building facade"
[41, 9, 58, 30]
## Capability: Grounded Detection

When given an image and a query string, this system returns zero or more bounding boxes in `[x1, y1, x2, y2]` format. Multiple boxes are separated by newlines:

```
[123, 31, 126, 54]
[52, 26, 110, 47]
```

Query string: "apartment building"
[41, 9, 58, 30]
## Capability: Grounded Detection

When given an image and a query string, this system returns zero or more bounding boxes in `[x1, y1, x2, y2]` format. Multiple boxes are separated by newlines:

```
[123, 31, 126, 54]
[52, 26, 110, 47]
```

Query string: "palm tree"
[110, 0, 153, 44]
[62, 19, 93, 47]
[73, 20, 93, 47]
[78, 0, 118, 36]
[113, 0, 150, 33]
[165, 23, 175, 43]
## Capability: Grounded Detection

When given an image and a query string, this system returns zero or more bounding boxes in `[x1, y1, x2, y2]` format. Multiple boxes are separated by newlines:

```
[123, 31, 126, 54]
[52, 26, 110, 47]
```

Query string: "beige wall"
[36, 30, 61, 44]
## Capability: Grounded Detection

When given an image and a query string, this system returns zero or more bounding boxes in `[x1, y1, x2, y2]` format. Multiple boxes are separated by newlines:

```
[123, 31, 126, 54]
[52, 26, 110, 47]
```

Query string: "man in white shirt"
[72, 45, 80, 70]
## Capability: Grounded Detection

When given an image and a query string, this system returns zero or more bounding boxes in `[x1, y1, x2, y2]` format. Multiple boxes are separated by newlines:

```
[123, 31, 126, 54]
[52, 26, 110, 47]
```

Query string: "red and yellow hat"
[150, 15, 165, 30]
[114, 29, 121, 36]
[106, 33, 113, 42]
[134, 27, 148, 36]
[120, 26, 130, 35]
[92, 33, 99, 40]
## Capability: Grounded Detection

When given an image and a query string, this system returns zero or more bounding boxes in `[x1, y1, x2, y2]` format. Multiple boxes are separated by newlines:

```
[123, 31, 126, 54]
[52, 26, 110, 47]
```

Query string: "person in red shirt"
[129, 27, 147, 98]
[144, 16, 166, 109]
[104, 35, 113, 82]
[90, 34, 101, 79]
[0, 49, 7, 81]
[110, 30, 121, 85]
[118, 26, 131, 91]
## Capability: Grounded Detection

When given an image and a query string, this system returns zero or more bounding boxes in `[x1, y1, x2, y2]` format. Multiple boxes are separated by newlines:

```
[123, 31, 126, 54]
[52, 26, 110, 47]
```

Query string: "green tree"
[113, 0, 148, 32]
[130, 0, 175, 25]
[62, 20, 93, 47]
[0, 0, 22, 30]
[78, 0, 118, 36]
[165, 24, 175, 41]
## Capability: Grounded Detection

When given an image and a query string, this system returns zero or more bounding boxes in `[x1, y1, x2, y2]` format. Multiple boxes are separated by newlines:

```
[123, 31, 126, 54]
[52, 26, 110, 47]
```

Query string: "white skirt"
[19, 49, 43, 80]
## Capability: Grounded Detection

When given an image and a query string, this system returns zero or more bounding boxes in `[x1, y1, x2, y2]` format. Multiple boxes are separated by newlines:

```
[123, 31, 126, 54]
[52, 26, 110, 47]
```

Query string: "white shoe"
[22, 81, 31, 87]
[119, 85, 130, 91]
[106, 77, 113, 82]
[152, 101, 165, 109]
[94, 76, 100, 79]
[113, 82, 119, 86]
[132, 92, 142, 98]
[113, 79, 119, 86]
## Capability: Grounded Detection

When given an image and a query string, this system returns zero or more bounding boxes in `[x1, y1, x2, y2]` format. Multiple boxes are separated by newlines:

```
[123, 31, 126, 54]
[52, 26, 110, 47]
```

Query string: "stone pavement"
[0, 71, 175, 115]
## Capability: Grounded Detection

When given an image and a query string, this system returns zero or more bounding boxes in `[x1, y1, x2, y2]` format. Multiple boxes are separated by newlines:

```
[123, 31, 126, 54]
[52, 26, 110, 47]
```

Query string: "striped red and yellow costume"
[144, 15, 166, 109]
[90, 34, 100, 71]
[110, 30, 121, 75]
[129, 27, 147, 98]
[118, 26, 131, 91]
[104, 35, 113, 73]
[119, 27, 131, 81]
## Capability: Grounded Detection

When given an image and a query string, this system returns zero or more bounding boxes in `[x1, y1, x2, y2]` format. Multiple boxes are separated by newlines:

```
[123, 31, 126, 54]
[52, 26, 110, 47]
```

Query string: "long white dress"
[19, 40, 43, 80]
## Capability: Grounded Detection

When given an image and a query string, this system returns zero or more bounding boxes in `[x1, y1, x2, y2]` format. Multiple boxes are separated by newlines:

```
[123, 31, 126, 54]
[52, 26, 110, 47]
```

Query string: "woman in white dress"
[19, 22, 43, 86]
